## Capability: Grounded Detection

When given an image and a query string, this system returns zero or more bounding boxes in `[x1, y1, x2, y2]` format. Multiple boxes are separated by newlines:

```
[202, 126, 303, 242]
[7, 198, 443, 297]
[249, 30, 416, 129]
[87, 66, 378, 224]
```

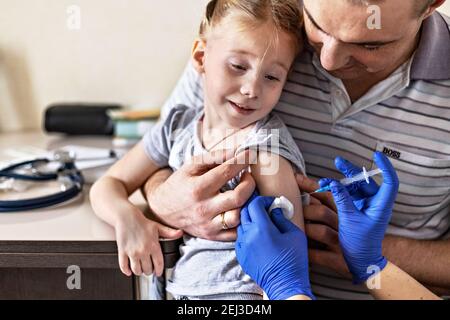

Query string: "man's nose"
[319, 37, 351, 71]
[240, 74, 260, 99]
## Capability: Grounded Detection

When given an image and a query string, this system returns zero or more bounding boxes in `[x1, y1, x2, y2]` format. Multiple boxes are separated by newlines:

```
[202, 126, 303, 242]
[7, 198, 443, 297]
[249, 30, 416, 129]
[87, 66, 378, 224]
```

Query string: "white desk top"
[0, 131, 145, 241]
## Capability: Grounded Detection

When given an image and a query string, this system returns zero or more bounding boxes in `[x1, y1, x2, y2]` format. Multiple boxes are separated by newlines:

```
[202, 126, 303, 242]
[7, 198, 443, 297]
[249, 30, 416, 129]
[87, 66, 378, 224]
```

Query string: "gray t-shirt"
[143, 104, 305, 298]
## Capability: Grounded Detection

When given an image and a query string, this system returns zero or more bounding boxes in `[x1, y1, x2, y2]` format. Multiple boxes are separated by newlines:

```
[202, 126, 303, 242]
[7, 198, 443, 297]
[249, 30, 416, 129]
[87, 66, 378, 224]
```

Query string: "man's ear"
[421, 0, 446, 19]
[191, 39, 206, 74]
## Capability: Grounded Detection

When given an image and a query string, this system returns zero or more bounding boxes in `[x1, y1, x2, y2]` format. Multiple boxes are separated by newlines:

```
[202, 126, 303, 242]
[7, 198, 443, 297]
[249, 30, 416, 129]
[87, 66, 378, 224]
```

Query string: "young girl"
[90, 0, 306, 300]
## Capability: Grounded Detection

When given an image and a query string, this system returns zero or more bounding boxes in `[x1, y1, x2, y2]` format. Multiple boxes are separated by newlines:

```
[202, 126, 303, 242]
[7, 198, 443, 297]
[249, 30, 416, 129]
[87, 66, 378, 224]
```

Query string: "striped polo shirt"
[160, 12, 450, 299]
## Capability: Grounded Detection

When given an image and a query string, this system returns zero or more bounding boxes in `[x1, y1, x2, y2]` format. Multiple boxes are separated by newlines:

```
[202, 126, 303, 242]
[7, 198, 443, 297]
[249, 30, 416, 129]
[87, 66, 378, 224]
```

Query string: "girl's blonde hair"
[199, 0, 303, 52]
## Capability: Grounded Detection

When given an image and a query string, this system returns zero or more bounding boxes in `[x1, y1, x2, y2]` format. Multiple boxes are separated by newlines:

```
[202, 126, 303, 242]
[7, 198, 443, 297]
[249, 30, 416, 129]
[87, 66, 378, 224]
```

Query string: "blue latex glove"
[235, 194, 314, 300]
[322, 152, 399, 284]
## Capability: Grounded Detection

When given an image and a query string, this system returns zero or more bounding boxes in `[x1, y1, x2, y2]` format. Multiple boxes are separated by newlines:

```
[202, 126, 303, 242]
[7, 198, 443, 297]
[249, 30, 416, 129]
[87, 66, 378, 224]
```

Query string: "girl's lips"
[229, 101, 255, 115]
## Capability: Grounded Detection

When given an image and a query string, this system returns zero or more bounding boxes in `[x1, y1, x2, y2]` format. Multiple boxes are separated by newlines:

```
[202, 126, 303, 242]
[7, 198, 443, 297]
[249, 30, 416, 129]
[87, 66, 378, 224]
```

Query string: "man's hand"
[296, 174, 351, 278]
[146, 150, 256, 241]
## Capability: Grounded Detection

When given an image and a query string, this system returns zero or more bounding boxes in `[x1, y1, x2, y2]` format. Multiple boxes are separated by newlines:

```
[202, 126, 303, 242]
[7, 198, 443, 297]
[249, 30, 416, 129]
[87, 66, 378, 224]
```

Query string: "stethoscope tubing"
[0, 183, 82, 212]
[0, 159, 84, 212]
[0, 150, 116, 181]
[0, 159, 57, 181]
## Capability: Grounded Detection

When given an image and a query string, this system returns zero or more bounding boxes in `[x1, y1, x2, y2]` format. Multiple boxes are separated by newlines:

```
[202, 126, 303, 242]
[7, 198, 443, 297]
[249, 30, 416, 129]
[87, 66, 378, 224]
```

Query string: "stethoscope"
[0, 150, 116, 212]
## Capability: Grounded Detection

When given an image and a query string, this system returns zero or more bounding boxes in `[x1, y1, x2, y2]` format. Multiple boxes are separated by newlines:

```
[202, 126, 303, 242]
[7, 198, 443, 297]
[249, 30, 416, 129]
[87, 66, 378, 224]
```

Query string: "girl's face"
[199, 15, 298, 129]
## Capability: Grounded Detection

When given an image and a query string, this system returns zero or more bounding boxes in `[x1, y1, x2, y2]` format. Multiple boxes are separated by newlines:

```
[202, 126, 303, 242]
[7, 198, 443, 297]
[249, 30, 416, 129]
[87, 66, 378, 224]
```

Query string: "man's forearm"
[367, 262, 440, 300]
[383, 235, 450, 290]
[141, 167, 175, 225]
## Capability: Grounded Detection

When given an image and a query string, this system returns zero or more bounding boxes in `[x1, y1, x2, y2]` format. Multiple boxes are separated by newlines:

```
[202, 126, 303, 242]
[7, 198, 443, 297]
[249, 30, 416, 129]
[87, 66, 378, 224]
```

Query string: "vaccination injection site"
[0, 0, 449, 309]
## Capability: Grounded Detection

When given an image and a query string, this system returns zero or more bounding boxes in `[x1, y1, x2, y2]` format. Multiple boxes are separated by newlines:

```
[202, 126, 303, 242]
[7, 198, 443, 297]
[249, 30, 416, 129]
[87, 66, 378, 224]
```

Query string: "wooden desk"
[0, 131, 141, 299]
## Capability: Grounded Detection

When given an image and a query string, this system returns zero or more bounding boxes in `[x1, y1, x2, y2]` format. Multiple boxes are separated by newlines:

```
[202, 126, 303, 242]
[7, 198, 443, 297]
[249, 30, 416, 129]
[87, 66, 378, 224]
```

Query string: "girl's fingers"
[151, 245, 165, 277]
[129, 256, 143, 276]
[140, 255, 153, 276]
[157, 223, 183, 240]
[118, 252, 132, 276]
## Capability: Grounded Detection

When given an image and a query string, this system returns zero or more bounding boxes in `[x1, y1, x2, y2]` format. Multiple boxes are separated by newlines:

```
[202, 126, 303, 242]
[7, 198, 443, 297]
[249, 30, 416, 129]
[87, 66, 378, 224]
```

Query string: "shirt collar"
[411, 12, 450, 80]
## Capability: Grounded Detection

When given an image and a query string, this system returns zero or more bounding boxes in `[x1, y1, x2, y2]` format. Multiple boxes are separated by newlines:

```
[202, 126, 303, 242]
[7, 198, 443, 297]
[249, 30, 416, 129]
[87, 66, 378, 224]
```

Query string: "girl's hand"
[115, 207, 183, 277]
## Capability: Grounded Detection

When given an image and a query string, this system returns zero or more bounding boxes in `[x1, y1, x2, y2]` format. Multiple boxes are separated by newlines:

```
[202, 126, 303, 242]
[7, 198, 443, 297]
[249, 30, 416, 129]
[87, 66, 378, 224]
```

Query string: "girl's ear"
[191, 39, 206, 74]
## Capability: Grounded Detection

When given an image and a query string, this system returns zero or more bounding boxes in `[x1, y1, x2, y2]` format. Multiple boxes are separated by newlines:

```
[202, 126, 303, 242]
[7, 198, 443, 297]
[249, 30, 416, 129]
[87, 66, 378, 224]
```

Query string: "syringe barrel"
[339, 168, 382, 186]
[339, 175, 361, 186]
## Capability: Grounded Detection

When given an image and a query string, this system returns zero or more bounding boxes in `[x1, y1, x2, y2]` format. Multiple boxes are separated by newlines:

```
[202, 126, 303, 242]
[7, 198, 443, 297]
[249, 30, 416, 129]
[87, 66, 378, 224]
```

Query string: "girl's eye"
[231, 63, 247, 71]
[266, 75, 280, 82]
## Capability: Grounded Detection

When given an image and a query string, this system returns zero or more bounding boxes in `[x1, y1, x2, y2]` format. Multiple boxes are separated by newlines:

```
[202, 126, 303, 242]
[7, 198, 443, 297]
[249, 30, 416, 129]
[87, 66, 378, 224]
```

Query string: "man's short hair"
[416, 0, 436, 15]
[347, 0, 435, 17]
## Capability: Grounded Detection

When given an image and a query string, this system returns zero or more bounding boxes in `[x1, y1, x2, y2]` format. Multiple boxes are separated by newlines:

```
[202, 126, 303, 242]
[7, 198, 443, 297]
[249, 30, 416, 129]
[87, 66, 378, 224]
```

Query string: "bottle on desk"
[108, 108, 160, 148]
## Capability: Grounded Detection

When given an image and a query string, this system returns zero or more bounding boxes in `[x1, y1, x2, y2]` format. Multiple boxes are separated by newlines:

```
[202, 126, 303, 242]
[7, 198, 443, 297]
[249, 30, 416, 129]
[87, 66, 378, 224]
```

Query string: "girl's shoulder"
[162, 104, 204, 133]
[253, 112, 288, 132]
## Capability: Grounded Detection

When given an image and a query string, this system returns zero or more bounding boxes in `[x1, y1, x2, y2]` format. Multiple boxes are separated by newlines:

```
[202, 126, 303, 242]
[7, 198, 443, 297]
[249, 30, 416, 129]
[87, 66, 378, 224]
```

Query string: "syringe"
[310, 167, 383, 194]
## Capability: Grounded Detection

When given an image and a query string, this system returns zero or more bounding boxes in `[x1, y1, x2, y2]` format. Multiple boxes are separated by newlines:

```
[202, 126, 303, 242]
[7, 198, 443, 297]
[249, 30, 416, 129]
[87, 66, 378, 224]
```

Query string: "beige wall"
[0, 0, 207, 132]
[442, 1, 450, 15]
[0, 1, 449, 133]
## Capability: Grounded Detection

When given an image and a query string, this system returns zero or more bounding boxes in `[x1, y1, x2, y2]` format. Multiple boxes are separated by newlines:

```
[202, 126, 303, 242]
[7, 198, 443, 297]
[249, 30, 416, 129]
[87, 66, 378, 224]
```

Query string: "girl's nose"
[240, 75, 260, 99]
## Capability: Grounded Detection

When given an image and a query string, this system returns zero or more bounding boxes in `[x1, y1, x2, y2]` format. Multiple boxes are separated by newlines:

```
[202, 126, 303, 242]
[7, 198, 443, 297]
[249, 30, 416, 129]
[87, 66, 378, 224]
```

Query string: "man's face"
[303, 0, 424, 80]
